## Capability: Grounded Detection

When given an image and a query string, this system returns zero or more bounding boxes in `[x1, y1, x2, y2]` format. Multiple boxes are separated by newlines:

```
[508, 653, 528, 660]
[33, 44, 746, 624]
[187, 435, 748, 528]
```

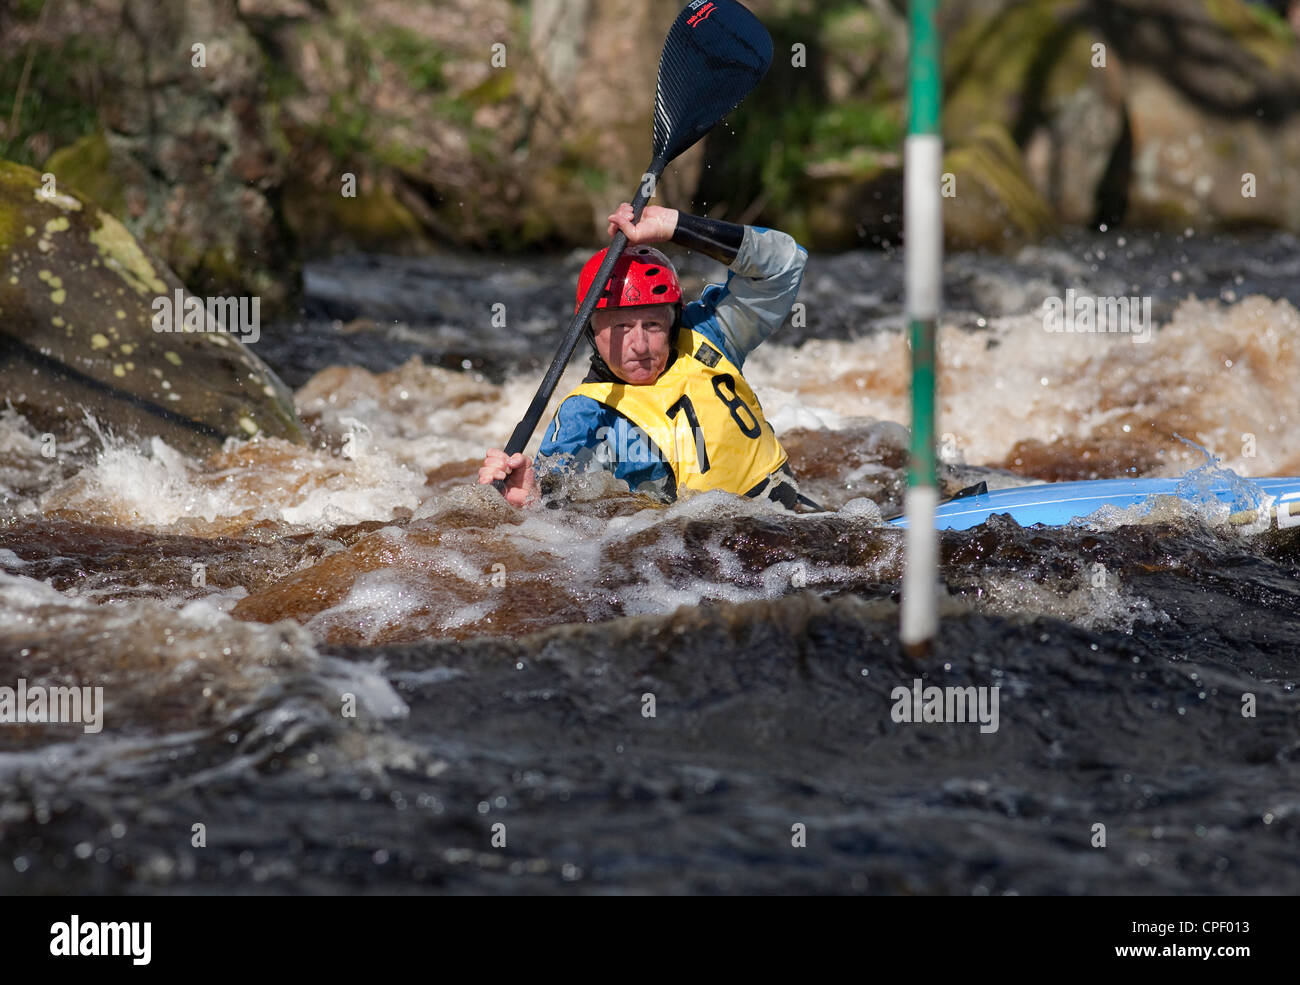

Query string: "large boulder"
[0, 161, 303, 457]
[945, 124, 1057, 249]
[947, 0, 1300, 234]
[1107, 0, 1300, 231]
[29, 1, 299, 311]
[528, 0, 704, 229]
[9, 0, 1300, 264]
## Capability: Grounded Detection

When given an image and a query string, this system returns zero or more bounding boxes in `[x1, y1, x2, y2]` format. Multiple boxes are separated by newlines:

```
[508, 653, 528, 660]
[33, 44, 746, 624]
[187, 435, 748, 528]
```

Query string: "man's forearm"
[670, 211, 746, 266]
[699, 225, 808, 365]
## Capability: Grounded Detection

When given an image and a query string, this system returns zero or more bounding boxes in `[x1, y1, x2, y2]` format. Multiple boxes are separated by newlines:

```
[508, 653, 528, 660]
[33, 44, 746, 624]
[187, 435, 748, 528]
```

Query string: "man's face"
[591, 304, 675, 384]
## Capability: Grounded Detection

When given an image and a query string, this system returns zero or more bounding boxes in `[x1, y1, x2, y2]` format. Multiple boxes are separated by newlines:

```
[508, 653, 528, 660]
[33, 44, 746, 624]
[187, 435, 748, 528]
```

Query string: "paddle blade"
[653, 1, 773, 163]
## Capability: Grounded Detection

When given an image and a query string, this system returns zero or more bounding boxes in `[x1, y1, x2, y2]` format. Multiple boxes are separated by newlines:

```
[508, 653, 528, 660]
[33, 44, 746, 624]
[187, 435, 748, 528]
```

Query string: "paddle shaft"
[487, 0, 775, 497]
[493, 157, 666, 492]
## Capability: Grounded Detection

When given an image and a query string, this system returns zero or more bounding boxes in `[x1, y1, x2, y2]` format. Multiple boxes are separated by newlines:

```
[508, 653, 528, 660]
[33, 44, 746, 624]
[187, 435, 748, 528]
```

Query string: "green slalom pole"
[900, 0, 942, 656]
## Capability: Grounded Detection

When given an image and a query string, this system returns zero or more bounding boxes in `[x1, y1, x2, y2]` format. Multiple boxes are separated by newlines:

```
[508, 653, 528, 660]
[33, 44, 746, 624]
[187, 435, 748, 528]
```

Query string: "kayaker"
[479, 203, 818, 511]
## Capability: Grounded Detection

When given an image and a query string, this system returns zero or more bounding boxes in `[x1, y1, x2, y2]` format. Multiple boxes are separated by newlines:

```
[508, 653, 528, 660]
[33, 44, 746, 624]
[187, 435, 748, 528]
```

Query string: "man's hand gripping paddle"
[493, 0, 773, 494]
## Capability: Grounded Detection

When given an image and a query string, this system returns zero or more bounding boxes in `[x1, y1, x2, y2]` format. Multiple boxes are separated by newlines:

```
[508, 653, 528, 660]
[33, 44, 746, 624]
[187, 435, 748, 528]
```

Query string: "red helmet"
[576, 246, 682, 313]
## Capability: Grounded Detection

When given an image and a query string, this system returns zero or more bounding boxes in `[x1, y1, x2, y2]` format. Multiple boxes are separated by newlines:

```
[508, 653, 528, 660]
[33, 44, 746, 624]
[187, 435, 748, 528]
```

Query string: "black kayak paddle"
[493, 0, 773, 494]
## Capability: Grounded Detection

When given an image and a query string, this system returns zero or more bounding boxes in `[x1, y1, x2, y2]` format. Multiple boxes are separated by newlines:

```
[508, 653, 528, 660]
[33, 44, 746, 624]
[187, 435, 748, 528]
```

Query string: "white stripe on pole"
[901, 131, 942, 651]
[904, 134, 943, 321]
[900, 485, 939, 646]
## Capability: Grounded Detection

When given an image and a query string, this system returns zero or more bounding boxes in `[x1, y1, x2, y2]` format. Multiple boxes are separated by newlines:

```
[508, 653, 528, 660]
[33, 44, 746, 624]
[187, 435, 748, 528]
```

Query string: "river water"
[1, 230, 1298, 894]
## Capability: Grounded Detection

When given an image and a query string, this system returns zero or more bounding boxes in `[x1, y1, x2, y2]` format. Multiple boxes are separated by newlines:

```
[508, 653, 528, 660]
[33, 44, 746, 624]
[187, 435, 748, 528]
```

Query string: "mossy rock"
[797, 156, 900, 251]
[282, 170, 431, 256]
[943, 124, 1056, 250]
[42, 132, 130, 219]
[944, 0, 1086, 144]
[1206, 0, 1298, 69]
[0, 160, 303, 457]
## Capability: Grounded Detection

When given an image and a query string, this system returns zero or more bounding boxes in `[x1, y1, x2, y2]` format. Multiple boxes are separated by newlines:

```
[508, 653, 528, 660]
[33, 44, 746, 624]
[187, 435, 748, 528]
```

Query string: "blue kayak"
[887, 476, 1300, 531]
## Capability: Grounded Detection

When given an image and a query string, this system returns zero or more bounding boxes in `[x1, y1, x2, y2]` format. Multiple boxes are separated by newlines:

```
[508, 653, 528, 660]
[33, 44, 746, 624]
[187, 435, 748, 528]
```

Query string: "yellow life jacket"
[561, 327, 787, 495]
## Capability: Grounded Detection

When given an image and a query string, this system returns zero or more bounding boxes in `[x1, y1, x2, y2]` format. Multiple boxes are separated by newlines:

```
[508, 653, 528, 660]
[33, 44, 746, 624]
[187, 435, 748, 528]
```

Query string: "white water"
[1, 294, 1297, 649]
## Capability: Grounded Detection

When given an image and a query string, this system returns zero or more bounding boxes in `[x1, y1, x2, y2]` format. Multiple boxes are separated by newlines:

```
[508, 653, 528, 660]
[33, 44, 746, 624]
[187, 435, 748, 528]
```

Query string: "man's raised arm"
[673, 214, 808, 368]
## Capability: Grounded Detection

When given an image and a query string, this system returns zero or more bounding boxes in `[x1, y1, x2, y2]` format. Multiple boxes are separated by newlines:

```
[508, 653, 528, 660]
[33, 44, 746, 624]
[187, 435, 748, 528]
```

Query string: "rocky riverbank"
[2, 0, 1298, 310]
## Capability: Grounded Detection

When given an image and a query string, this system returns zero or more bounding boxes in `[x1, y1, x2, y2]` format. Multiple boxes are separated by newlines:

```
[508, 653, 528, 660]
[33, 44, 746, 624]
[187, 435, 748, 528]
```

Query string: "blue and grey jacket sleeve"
[682, 226, 808, 369]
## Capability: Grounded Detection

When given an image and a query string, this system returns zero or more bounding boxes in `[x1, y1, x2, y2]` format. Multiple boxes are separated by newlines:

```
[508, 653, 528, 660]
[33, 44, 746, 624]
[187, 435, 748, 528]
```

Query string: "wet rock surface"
[0, 162, 302, 457]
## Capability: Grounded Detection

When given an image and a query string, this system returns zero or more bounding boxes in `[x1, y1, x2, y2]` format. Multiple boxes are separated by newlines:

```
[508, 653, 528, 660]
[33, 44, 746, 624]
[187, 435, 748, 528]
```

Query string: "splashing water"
[2, 234, 1299, 894]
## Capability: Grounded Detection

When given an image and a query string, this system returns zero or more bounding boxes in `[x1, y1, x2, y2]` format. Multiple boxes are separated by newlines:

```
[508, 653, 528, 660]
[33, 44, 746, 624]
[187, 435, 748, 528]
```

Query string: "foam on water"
[0, 569, 406, 745]
[7, 294, 1294, 541]
[295, 356, 591, 466]
[305, 567, 445, 645]
[34, 432, 426, 536]
[3, 241, 1299, 893]
[234, 482, 898, 644]
[1170, 436, 1271, 513]
[0, 409, 88, 516]
[745, 294, 1300, 479]
[1, 292, 1296, 654]
[969, 569, 1170, 635]
[1066, 456, 1286, 535]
